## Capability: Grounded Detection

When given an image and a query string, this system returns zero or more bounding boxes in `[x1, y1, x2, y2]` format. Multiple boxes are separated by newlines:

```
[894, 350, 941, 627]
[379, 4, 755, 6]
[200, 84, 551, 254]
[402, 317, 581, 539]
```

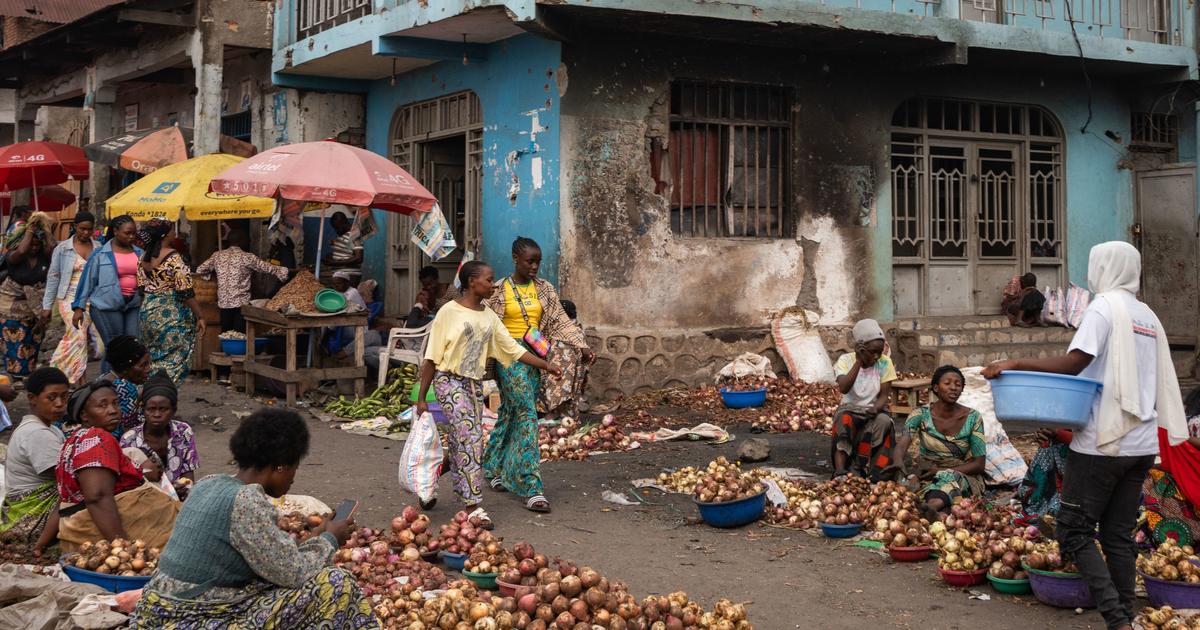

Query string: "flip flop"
[525, 495, 551, 513]
[489, 478, 508, 492]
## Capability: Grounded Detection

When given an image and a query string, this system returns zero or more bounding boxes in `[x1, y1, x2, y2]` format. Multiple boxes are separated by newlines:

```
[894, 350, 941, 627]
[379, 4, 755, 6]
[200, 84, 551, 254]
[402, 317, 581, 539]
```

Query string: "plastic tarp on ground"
[957, 367, 1028, 486]
[0, 564, 124, 630]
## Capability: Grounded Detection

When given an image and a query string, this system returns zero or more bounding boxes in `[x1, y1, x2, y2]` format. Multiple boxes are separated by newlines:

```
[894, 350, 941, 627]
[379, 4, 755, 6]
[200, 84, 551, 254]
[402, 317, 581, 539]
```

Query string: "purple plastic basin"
[1140, 569, 1200, 608]
[1023, 563, 1095, 609]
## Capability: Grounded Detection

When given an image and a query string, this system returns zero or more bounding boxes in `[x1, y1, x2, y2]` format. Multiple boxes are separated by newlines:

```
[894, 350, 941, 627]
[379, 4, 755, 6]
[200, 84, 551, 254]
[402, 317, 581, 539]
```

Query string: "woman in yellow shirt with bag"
[485, 237, 592, 512]
[415, 260, 558, 528]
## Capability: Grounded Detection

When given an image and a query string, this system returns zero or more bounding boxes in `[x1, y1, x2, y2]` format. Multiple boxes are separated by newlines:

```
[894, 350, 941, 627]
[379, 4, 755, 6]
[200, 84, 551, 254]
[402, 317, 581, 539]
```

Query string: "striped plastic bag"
[398, 412, 443, 504]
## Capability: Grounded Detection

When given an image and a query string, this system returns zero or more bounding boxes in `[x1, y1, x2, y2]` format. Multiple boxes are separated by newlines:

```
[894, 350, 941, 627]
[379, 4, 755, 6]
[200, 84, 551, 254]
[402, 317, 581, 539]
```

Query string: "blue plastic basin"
[820, 522, 864, 539]
[61, 558, 152, 593]
[694, 491, 766, 528]
[441, 551, 466, 571]
[719, 388, 768, 409]
[219, 338, 268, 356]
[990, 371, 1101, 430]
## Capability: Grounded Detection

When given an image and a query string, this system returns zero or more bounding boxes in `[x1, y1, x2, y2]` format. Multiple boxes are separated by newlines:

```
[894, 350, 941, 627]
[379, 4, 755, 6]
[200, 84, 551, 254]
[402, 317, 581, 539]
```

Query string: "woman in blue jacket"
[72, 215, 143, 373]
[42, 212, 100, 385]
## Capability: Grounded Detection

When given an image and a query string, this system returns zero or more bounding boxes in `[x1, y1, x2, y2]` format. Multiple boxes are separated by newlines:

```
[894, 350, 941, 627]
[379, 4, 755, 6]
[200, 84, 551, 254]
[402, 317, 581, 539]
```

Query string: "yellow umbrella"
[105, 153, 275, 221]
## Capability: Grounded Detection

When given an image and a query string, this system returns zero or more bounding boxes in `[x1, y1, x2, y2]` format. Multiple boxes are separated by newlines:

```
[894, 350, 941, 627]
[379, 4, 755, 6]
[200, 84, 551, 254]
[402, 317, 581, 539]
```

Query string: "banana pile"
[324, 365, 419, 419]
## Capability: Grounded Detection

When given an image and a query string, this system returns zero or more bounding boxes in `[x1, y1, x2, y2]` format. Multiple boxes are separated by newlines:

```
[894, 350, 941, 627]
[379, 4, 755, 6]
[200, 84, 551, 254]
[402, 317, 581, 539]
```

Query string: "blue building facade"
[272, 0, 1200, 394]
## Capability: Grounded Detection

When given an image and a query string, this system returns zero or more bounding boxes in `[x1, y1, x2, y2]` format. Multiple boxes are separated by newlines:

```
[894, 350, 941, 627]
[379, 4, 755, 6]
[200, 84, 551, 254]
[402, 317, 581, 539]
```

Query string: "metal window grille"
[220, 111, 251, 141]
[297, 0, 370, 40]
[1029, 142, 1062, 258]
[668, 81, 791, 238]
[1130, 112, 1178, 152]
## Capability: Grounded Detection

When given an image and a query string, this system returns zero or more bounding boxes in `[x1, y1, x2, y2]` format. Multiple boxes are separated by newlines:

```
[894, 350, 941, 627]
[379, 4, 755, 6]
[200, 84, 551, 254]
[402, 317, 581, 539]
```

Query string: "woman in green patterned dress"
[128, 408, 376, 629]
[895, 365, 988, 517]
[136, 219, 205, 385]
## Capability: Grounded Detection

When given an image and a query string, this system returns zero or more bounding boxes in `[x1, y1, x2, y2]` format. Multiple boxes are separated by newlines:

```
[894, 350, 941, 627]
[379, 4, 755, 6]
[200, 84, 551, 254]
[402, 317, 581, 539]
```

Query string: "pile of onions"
[656, 466, 708, 494]
[692, 457, 763, 504]
[1021, 540, 1076, 573]
[370, 578, 483, 628]
[1137, 539, 1200, 583]
[986, 536, 1031, 580]
[810, 475, 872, 526]
[0, 539, 59, 565]
[389, 505, 434, 554]
[750, 380, 841, 434]
[465, 539, 516, 574]
[277, 511, 326, 543]
[334, 540, 448, 598]
[498, 541, 545, 588]
[71, 539, 158, 576]
[435, 510, 494, 555]
[1136, 605, 1200, 630]
[931, 523, 991, 572]
[538, 415, 636, 462]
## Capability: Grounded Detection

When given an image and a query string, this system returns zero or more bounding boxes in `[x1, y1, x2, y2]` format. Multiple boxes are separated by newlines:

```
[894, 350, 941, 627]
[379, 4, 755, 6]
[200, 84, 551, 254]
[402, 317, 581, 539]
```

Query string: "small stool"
[889, 377, 928, 417]
[209, 352, 234, 383]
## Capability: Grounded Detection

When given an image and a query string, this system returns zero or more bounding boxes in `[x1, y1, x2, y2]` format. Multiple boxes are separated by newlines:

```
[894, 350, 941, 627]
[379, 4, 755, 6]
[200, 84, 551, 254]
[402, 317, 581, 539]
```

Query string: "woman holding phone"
[128, 408, 376, 629]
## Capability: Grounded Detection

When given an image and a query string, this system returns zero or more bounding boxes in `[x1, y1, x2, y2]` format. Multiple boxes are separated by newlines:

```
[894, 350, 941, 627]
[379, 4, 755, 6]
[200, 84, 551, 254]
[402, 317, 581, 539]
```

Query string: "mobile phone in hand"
[333, 499, 358, 522]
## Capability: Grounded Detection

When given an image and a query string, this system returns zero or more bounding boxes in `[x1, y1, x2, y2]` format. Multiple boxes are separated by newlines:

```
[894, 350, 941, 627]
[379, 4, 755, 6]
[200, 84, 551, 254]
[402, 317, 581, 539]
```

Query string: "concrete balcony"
[272, 0, 1197, 85]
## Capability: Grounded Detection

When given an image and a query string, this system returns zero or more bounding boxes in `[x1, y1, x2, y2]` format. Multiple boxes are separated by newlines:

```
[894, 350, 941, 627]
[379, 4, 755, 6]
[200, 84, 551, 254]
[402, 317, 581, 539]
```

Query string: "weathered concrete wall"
[114, 83, 194, 131]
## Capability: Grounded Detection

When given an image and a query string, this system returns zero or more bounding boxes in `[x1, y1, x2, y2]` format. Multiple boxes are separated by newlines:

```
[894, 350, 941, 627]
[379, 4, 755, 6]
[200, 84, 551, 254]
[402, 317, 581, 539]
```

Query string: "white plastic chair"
[378, 321, 432, 389]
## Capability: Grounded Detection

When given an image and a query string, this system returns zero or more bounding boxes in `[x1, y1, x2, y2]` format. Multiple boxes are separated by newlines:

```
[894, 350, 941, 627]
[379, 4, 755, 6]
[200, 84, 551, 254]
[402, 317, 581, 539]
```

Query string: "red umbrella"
[0, 141, 90, 193]
[208, 141, 436, 214]
[0, 185, 76, 214]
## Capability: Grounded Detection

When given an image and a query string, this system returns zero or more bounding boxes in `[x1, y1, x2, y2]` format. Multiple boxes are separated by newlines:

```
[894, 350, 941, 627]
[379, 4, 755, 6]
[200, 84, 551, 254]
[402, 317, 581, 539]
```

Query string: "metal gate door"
[1136, 165, 1198, 343]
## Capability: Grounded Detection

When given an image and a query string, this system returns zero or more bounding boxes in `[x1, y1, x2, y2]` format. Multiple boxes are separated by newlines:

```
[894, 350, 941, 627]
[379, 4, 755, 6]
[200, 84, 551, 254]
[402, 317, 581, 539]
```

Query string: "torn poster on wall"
[410, 203, 456, 261]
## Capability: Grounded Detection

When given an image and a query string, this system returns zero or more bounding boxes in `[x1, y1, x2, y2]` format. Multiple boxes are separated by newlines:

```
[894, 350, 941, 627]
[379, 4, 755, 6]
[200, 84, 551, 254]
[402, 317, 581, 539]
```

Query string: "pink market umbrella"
[0, 141, 89, 213]
[0, 185, 76, 214]
[208, 141, 437, 215]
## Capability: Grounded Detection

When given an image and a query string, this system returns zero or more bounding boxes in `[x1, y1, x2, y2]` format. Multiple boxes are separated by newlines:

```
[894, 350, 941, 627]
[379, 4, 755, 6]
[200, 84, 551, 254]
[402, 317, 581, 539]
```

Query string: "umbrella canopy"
[85, 127, 257, 175]
[106, 154, 275, 221]
[209, 141, 436, 215]
[0, 186, 76, 214]
[0, 141, 89, 191]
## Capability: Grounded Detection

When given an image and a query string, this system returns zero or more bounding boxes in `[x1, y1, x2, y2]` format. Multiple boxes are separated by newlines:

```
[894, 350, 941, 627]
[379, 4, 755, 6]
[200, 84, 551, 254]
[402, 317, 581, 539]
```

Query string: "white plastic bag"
[771, 308, 834, 383]
[715, 352, 776, 382]
[1066, 284, 1090, 328]
[398, 412, 443, 504]
[957, 367, 1028, 486]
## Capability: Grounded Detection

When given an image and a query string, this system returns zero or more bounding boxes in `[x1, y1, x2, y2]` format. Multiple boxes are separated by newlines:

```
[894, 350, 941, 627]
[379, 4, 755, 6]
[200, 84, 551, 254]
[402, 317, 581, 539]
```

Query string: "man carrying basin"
[983, 241, 1188, 630]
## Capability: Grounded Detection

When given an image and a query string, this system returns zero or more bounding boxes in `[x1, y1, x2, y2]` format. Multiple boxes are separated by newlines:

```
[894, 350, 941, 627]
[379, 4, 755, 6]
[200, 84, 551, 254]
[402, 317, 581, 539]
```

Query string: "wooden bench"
[889, 377, 928, 417]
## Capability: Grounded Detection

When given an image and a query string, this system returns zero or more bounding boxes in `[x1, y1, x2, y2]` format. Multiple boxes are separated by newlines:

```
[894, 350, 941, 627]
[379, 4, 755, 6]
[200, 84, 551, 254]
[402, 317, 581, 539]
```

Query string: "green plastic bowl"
[409, 380, 437, 403]
[314, 289, 347, 313]
[462, 570, 499, 590]
[986, 572, 1032, 594]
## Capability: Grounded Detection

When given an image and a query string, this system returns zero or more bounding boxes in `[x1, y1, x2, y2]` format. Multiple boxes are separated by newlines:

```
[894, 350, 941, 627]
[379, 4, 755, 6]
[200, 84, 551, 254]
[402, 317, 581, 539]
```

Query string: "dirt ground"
[4, 376, 1106, 629]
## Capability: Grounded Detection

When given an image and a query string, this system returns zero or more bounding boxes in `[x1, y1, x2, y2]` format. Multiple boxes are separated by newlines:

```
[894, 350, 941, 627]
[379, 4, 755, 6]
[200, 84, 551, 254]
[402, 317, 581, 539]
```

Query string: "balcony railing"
[297, 0, 371, 40]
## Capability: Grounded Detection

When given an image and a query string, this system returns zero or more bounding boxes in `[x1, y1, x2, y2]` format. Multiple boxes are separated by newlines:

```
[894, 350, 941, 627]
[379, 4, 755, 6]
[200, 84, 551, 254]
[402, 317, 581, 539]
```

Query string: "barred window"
[1131, 112, 1178, 153]
[667, 81, 791, 238]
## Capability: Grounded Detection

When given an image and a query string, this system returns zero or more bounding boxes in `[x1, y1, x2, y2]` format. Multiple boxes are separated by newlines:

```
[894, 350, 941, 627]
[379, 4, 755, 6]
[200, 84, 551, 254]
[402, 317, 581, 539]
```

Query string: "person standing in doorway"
[984, 241, 1188, 630]
[137, 219, 205, 385]
[196, 230, 289, 333]
[484, 237, 593, 513]
[73, 215, 143, 374]
[43, 212, 100, 385]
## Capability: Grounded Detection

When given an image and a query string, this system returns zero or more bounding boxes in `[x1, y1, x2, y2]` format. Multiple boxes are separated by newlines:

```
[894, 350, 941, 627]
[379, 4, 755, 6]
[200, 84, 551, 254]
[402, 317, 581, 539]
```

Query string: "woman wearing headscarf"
[72, 215, 143, 374]
[985, 241, 1187, 630]
[895, 365, 987, 517]
[484, 237, 592, 513]
[101, 336, 152, 439]
[137, 218, 205, 384]
[829, 318, 900, 480]
[55, 380, 180, 551]
[0, 211, 54, 378]
[42, 212, 100, 385]
[120, 374, 198, 499]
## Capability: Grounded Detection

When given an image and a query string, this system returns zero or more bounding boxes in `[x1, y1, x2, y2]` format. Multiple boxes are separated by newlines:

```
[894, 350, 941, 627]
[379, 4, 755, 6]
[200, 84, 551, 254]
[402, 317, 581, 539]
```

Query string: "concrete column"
[87, 82, 118, 216]
[191, 0, 224, 156]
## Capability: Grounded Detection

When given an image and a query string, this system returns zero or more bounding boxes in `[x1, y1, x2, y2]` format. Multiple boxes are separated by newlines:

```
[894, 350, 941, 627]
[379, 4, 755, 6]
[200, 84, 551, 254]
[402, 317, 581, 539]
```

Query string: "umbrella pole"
[31, 169, 38, 213]
[308, 206, 327, 369]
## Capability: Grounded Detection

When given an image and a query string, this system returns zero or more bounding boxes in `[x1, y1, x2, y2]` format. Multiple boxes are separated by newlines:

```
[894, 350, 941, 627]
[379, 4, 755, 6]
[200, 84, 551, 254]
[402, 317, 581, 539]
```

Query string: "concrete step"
[933, 342, 1072, 368]
[910, 326, 1076, 349]
[894, 316, 1010, 332]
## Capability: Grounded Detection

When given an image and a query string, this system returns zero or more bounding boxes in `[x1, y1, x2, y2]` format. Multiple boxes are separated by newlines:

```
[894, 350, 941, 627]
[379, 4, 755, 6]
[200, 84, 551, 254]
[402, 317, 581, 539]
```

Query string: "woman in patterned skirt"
[42, 212, 99, 385]
[484, 237, 591, 513]
[415, 260, 557, 527]
[0, 212, 53, 378]
[136, 219, 205, 384]
[128, 408, 376, 629]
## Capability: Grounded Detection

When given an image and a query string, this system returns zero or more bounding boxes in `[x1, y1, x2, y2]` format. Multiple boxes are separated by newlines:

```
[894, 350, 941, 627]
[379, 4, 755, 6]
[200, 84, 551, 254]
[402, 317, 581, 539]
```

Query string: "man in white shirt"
[984, 242, 1164, 630]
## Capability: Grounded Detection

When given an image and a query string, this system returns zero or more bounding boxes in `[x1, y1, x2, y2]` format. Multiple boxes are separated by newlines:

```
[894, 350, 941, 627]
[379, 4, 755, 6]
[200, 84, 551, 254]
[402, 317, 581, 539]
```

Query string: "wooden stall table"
[240, 304, 368, 407]
[889, 377, 928, 418]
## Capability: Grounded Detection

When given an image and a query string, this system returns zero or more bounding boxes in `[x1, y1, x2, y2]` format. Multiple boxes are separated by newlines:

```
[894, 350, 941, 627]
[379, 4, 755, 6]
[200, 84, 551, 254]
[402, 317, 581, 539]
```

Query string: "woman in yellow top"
[485, 237, 592, 512]
[416, 260, 558, 528]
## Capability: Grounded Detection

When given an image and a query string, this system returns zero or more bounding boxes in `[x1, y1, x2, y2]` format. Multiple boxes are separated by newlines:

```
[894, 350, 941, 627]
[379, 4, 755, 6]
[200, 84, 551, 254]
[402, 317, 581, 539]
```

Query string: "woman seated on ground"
[830, 319, 900, 480]
[101, 336, 151, 438]
[1142, 386, 1200, 545]
[128, 408, 377, 629]
[895, 365, 987, 518]
[0, 367, 70, 553]
[55, 380, 180, 552]
[120, 374, 198, 499]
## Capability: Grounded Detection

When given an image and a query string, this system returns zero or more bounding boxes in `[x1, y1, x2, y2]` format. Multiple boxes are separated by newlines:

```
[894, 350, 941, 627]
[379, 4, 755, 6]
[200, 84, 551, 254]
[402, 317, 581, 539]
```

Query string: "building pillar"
[86, 76, 118, 216]
[191, 0, 224, 156]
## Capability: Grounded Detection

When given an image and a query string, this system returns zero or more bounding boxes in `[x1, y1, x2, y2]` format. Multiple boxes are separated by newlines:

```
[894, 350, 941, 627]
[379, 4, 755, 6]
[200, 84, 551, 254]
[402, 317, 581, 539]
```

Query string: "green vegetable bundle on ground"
[324, 365, 418, 419]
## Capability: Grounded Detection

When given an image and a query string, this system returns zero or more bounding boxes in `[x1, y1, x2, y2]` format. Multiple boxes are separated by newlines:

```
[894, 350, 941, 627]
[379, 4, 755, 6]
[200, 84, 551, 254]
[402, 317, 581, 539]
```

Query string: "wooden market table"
[240, 304, 368, 407]
[889, 377, 928, 417]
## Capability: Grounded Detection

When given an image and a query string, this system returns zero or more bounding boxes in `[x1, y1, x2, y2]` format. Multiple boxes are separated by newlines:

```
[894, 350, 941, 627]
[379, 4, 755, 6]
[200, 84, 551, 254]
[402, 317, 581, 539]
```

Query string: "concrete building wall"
[362, 34, 563, 300]
[558, 37, 1137, 397]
